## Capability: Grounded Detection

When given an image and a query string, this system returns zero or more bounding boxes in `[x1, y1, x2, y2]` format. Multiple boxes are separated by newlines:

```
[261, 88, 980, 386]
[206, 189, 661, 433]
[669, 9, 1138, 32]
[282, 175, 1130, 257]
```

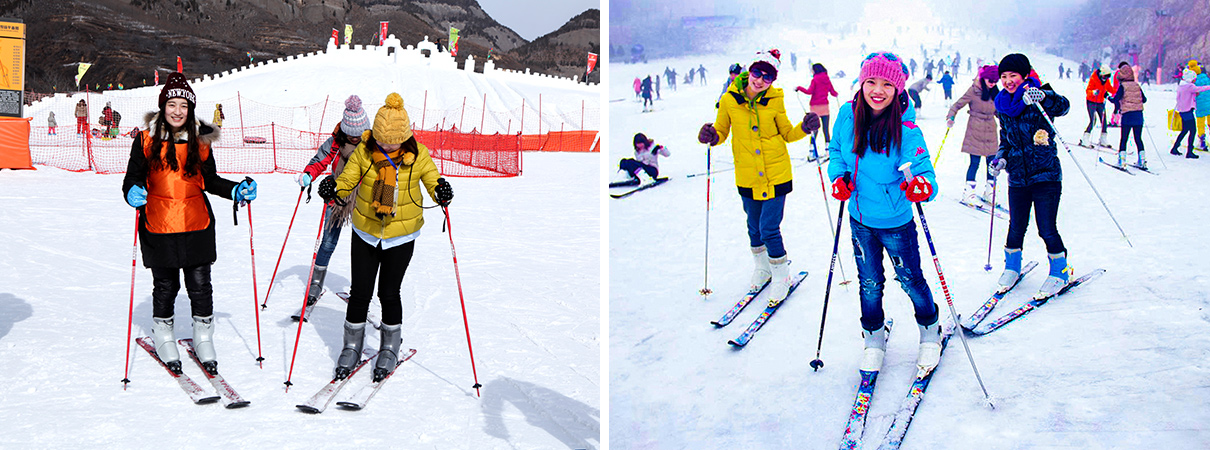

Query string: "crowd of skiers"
[121, 73, 453, 382]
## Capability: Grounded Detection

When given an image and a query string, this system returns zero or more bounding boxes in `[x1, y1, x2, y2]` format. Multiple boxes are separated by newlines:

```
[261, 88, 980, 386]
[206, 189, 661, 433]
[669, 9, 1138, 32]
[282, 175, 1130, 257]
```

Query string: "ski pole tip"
[983, 264, 993, 272]
[809, 359, 824, 371]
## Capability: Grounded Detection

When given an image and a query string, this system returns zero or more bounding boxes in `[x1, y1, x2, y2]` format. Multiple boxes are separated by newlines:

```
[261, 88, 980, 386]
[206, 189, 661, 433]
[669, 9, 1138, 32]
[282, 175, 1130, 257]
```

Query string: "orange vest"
[141, 133, 212, 234]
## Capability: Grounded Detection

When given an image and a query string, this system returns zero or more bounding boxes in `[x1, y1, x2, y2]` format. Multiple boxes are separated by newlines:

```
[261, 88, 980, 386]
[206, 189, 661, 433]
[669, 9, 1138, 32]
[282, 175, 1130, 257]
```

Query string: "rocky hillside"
[1054, 0, 1210, 77]
[3, 0, 594, 93]
[509, 9, 599, 83]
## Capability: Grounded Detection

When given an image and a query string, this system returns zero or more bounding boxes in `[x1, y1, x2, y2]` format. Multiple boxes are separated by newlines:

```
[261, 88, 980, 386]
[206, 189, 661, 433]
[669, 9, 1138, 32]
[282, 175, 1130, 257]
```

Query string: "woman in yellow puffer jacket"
[320, 92, 454, 382]
[698, 49, 821, 305]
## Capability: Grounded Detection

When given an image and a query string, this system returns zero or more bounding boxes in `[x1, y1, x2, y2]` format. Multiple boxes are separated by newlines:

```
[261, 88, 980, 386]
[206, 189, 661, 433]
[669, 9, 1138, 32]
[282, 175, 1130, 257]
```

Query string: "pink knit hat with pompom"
[340, 95, 371, 136]
[859, 52, 909, 93]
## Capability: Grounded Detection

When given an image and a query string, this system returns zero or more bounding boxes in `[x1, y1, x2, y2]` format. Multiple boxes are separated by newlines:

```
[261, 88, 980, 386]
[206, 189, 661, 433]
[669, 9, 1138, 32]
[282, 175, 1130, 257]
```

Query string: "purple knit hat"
[859, 52, 909, 92]
[978, 65, 999, 81]
[340, 95, 371, 137]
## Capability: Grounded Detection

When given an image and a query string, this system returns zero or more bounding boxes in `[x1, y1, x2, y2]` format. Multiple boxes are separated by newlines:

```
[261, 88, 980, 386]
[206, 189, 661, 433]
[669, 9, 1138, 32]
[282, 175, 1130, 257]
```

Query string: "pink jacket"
[635, 144, 670, 169]
[802, 72, 838, 105]
[1176, 83, 1210, 112]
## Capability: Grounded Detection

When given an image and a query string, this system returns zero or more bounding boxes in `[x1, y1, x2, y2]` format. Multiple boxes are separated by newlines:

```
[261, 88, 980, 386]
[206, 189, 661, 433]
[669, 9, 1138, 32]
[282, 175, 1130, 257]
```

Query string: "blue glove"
[126, 185, 147, 207]
[299, 173, 312, 187]
[232, 179, 257, 203]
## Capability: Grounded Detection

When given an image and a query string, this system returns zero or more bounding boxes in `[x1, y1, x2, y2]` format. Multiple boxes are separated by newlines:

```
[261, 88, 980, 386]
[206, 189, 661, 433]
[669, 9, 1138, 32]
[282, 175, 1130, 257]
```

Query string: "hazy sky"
[478, 0, 601, 42]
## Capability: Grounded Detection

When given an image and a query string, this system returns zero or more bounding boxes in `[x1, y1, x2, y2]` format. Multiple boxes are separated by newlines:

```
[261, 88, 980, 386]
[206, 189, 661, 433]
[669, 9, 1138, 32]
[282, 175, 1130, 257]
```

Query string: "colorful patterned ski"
[727, 271, 809, 347]
[875, 321, 957, 450]
[710, 280, 770, 327]
[839, 320, 894, 450]
[961, 261, 1039, 331]
[970, 269, 1105, 336]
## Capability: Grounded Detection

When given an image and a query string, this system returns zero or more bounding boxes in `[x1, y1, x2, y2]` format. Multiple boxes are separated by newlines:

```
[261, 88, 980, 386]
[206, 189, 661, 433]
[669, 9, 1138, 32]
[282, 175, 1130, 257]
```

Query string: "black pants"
[812, 114, 832, 144]
[1006, 181, 1066, 254]
[619, 158, 658, 178]
[151, 264, 213, 319]
[347, 236, 415, 326]
[1172, 111, 1196, 153]
[909, 89, 923, 109]
[1119, 125, 1143, 153]
[1084, 101, 1106, 133]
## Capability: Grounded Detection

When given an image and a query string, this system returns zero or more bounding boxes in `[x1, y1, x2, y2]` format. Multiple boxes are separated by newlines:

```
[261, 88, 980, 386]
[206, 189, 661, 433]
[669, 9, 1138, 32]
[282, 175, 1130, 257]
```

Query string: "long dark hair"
[147, 103, 201, 177]
[360, 132, 420, 160]
[979, 79, 999, 101]
[332, 124, 358, 146]
[812, 63, 826, 75]
[851, 87, 904, 158]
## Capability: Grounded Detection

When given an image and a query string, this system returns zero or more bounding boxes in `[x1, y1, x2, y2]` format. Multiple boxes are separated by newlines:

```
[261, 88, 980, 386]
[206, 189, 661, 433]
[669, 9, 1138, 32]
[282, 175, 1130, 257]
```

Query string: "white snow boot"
[1137, 151, 1147, 170]
[860, 321, 892, 371]
[917, 320, 943, 370]
[611, 168, 639, 185]
[192, 315, 217, 375]
[1036, 252, 1073, 299]
[305, 265, 327, 306]
[749, 246, 772, 291]
[1078, 132, 1091, 147]
[766, 256, 791, 307]
[997, 248, 1023, 293]
[334, 321, 366, 380]
[961, 181, 980, 204]
[635, 170, 656, 184]
[982, 180, 996, 203]
[151, 316, 181, 374]
[1097, 131, 1110, 147]
[373, 323, 403, 382]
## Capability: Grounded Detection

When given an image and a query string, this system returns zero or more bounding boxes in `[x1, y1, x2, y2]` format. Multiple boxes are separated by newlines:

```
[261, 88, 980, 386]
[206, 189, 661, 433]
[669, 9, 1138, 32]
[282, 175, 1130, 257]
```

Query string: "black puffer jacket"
[994, 84, 1070, 188]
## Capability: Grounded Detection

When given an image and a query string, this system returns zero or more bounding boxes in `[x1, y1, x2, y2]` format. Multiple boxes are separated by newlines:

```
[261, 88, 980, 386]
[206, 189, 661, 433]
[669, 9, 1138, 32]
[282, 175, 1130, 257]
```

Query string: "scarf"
[994, 77, 1040, 117]
[370, 146, 407, 218]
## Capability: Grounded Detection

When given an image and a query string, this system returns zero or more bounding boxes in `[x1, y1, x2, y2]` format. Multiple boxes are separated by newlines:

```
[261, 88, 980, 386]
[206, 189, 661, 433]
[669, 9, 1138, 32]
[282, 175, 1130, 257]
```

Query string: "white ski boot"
[766, 256, 791, 307]
[151, 316, 181, 374]
[917, 320, 943, 370]
[1097, 131, 1110, 148]
[960, 181, 980, 204]
[1078, 132, 1092, 147]
[997, 248, 1023, 293]
[1036, 252, 1073, 299]
[860, 322, 892, 371]
[192, 315, 217, 375]
[635, 170, 656, 184]
[981, 180, 996, 203]
[373, 323, 403, 382]
[334, 321, 366, 380]
[749, 245, 772, 291]
[611, 169, 639, 186]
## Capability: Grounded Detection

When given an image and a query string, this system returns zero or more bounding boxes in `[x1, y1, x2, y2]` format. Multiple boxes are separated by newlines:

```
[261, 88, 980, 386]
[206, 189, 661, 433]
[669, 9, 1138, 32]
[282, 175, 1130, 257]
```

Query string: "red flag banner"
[331, 28, 339, 46]
[154, 71, 159, 85]
[380, 22, 388, 46]
[586, 53, 598, 75]
[176, 56, 182, 73]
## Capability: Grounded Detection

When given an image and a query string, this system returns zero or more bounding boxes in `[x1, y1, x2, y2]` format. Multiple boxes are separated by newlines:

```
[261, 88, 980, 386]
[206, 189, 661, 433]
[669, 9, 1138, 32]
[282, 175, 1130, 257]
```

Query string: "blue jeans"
[1006, 181, 1066, 254]
[315, 222, 344, 267]
[850, 218, 939, 331]
[741, 195, 787, 259]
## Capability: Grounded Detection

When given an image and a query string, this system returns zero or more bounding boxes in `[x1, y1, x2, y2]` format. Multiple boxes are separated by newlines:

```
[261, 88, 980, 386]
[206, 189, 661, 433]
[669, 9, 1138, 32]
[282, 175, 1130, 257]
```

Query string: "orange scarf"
[370, 148, 406, 217]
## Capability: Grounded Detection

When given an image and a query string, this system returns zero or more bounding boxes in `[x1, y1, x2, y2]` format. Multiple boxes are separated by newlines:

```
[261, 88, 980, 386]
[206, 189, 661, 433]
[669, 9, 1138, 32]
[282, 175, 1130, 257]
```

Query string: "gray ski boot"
[192, 315, 218, 375]
[373, 323, 403, 382]
[151, 316, 182, 374]
[860, 322, 892, 371]
[334, 321, 366, 380]
[306, 265, 327, 306]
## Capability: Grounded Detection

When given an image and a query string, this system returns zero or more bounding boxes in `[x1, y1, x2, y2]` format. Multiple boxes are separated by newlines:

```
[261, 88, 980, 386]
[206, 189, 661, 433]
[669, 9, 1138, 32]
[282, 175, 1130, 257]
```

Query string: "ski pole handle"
[898, 161, 913, 182]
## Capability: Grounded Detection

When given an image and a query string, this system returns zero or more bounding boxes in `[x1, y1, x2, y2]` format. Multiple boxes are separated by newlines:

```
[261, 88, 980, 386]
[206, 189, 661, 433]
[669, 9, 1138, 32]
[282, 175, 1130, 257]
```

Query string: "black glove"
[435, 177, 453, 207]
[801, 112, 822, 133]
[698, 123, 719, 145]
[318, 175, 338, 203]
[651, 144, 662, 156]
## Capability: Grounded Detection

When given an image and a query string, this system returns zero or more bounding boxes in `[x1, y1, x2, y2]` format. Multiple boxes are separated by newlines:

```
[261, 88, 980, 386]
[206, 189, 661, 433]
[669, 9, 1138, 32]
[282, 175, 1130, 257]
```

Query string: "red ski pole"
[443, 206, 482, 397]
[284, 202, 328, 390]
[246, 204, 264, 366]
[122, 209, 139, 388]
[263, 186, 307, 309]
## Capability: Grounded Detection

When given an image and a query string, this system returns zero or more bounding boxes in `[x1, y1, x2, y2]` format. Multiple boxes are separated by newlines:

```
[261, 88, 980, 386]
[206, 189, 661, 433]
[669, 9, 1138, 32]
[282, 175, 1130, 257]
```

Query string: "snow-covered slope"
[609, 21, 1210, 450]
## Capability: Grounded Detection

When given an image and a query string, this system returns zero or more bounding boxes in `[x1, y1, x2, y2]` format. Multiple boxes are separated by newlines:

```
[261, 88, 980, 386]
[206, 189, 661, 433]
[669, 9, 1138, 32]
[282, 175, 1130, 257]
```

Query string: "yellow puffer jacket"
[713, 76, 808, 200]
[335, 141, 441, 239]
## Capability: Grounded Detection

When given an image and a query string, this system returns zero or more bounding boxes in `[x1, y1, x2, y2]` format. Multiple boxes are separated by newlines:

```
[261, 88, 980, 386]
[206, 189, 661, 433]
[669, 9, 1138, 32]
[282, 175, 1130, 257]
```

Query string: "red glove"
[831, 173, 853, 201]
[900, 175, 933, 202]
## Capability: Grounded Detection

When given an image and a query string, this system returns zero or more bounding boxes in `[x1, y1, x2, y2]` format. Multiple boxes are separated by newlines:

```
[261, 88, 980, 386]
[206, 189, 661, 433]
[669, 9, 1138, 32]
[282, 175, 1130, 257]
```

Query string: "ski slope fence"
[27, 90, 599, 177]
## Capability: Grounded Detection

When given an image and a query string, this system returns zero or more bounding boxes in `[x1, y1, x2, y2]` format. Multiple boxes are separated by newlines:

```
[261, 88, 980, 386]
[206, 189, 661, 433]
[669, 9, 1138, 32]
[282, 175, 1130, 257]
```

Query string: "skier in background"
[1191, 60, 1210, 151]
[988, 53, 1073, 299]
[1108, 65, 1148, 168]
[1058, 63, 1065, 79]
[795, 62, 839, 159]
[633, 77, 641, 99]
[612, 132, 669, 186]
[47, 111, 56, 135]
[826, 51, 943, 370]
[718, 63, 742, 107]
[697, 49, 820, 308]
[698, 65, 708, 86]
[1079, 67, 1114, 147]
[907, 73, 932, 111]
[946, 65, 1001, 205]
[909, 58, 917, 77]
[938, 71, 955, 101]
[213, 104, 224, 128]
[1170, 69, 1210, 159]
[74, 99, 87, 135]
[122, 72, 258, 376]
[655, 75, 661, 100]
[295, 95, 372, 312]
[641, 75, 654, 112]
[321, 92, 453, 382]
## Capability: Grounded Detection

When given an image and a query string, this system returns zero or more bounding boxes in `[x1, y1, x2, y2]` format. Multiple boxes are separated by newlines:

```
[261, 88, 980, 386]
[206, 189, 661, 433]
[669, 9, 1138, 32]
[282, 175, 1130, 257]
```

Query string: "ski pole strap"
[304, 183, 311, 204]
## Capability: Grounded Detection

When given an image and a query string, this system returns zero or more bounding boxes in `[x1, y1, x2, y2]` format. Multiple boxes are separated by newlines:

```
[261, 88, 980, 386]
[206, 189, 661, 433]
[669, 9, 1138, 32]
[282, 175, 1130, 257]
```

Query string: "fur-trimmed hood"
[142, 111, 221, 144]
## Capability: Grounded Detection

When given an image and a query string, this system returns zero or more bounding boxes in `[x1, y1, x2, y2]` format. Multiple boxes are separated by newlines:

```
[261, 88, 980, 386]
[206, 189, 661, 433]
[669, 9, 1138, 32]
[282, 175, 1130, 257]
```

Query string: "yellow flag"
[449, 27, 460, 56]
[344, 24, 353, 45]
[75, 63, 91, 88]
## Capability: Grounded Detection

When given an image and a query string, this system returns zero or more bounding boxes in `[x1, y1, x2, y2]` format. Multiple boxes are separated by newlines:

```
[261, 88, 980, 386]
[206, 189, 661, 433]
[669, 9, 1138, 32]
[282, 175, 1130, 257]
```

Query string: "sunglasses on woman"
[749, 67, 776, 82]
